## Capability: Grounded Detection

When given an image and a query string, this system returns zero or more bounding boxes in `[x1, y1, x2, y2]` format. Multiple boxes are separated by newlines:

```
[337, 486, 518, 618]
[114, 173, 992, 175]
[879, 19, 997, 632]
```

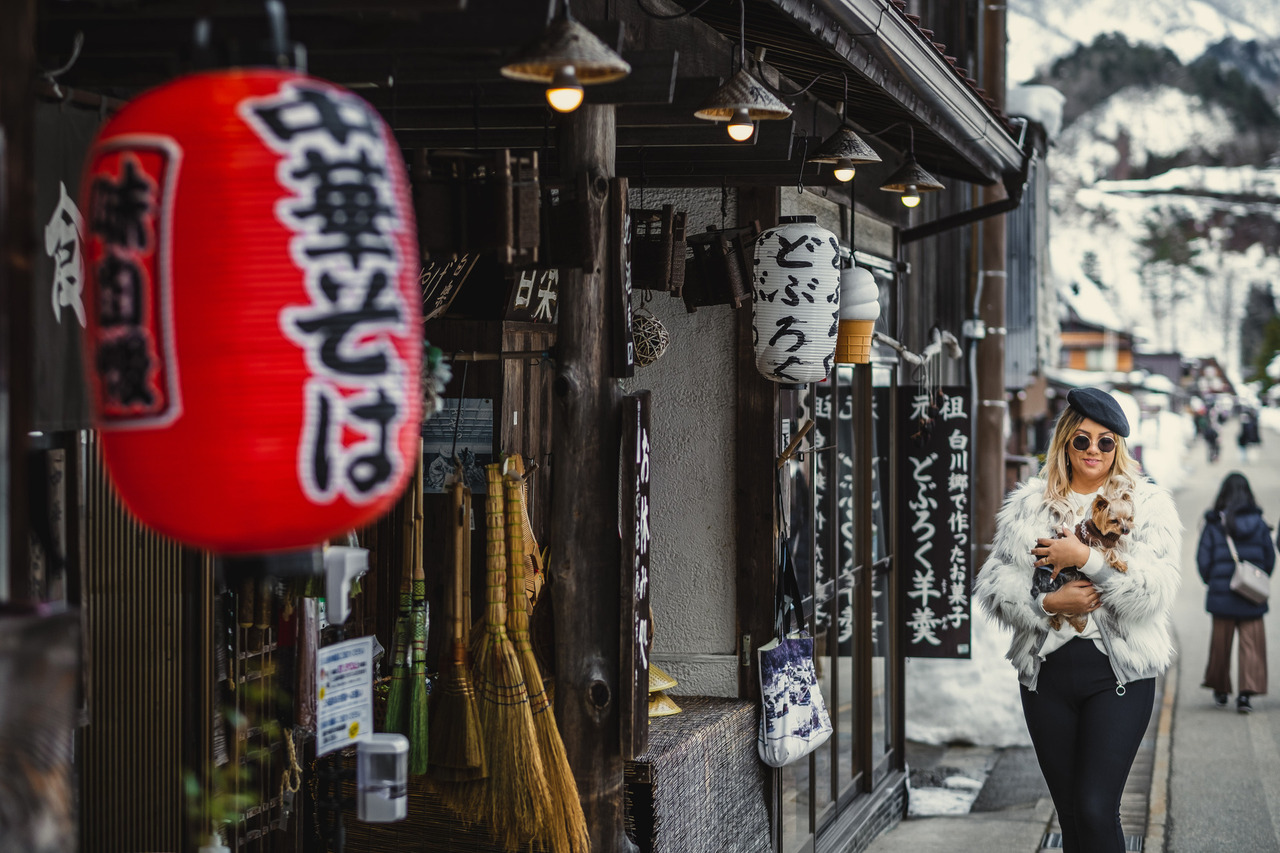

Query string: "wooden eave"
[35, 0, 1022, 189]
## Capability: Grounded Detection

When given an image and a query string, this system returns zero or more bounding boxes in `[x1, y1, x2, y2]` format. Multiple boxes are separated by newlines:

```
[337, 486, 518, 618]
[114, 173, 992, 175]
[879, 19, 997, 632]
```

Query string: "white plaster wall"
[622, 186, 740, 697]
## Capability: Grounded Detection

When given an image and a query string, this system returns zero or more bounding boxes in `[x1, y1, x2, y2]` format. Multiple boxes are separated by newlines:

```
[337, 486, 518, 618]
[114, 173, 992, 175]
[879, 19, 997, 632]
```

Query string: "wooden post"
[549, 104, 637, 853]
[974, 2, 1008, 562]
[0, 0, 35, 599]
[734, 186, 780, 703]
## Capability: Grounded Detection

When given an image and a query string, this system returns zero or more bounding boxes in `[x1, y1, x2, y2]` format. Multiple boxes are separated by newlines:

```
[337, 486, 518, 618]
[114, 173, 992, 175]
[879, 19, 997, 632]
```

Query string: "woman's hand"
[1043, 579, 1100, 616]
[1032, 529, 1091, 576]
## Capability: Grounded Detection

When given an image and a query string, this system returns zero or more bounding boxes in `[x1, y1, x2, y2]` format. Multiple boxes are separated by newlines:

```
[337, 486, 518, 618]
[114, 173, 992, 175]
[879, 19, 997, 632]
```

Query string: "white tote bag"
[757, 541, 833, 768]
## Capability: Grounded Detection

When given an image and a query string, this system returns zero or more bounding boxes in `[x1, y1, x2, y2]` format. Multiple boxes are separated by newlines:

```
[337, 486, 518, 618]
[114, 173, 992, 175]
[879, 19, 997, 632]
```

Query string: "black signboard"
[813, 381, 854, 649]
[32, 101, 102, 430]
[897, 386, 973, 659]
[620, 390, 651, 759]
[421, 252, 480, 321]
[610, 178, 635, 379]
[504, 267, 560, 324]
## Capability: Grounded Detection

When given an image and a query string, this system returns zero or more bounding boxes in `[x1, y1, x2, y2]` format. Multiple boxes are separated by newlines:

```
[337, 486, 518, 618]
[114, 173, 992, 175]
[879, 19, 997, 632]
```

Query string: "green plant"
[183, 680, 288, 848]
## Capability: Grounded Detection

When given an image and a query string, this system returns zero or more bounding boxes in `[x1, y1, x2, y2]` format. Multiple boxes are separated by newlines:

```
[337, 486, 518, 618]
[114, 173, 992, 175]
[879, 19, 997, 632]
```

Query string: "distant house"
[1060, 308, 1136, 373]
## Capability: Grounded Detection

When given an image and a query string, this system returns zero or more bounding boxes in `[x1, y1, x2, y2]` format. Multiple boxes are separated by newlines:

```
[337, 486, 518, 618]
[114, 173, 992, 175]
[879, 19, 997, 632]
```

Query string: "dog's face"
[1092, 494, 1134, 538]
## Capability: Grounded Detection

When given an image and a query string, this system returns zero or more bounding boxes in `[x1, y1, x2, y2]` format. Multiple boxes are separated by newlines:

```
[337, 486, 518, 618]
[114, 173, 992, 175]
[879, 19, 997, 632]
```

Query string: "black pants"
[1020, 639, 1155, 853]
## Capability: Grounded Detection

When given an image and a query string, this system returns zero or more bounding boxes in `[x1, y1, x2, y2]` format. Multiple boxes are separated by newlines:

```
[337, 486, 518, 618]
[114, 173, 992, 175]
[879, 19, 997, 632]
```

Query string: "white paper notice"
[316, 635, 374, 756]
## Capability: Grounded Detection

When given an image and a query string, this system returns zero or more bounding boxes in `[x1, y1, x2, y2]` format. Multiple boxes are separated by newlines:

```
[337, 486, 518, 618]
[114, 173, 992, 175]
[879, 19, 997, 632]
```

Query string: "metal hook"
[796, 136, 808, 195]
[43, 30, 84, 99]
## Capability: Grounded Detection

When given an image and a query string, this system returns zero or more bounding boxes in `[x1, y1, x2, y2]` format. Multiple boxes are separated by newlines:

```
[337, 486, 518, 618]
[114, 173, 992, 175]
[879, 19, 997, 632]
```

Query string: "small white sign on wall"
[316, 635, 374, 756]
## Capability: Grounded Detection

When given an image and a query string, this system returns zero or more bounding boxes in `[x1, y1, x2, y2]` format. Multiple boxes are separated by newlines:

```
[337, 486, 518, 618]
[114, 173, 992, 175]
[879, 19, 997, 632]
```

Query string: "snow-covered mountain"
[1008, 0, 1280, 83]
[1001, 4, 1280, 383]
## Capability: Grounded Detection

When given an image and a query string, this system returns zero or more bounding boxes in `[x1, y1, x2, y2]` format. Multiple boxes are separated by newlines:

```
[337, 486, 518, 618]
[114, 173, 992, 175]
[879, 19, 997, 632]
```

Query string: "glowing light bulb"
[546, 66, 584, 113]
[901, 184, 921, 208]
[832, 158, 856, 182]
[726, 108, 755, 141]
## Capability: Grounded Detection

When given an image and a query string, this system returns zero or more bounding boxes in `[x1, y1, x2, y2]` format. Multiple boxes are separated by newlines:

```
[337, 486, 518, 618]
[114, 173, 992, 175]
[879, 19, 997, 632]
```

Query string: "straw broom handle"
[504, 467, 527, 635]
[451, 482, 466, 648]
[484, 464, 507, 636]
[462, 487, 473, 639]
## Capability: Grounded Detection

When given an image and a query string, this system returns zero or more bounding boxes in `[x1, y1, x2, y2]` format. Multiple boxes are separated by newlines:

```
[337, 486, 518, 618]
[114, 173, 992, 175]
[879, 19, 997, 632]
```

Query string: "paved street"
[1168, 420, 1280, 852]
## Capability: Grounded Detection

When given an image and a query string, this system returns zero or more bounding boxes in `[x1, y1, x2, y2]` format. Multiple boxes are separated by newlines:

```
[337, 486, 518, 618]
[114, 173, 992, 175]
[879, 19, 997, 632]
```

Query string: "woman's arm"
[1196, 524, 1215, 583]
[973, 481, 1053, 633]
[1090, 482, 1183, 623]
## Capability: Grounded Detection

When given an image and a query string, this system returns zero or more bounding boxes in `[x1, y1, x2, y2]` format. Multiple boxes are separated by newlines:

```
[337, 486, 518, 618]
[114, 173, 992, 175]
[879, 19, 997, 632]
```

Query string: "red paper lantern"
[80, 70, 421, 554]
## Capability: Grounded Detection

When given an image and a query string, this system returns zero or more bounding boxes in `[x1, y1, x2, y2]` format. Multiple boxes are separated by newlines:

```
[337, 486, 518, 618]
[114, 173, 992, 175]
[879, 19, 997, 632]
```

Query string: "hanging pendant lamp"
[808, 89, 881, 182]
[809, 127, 881, 182]
[500, 3, 631, 113]
[693, 0, 790, 141]
[694, 69, 792, 141]
[878, 125, 943, 207]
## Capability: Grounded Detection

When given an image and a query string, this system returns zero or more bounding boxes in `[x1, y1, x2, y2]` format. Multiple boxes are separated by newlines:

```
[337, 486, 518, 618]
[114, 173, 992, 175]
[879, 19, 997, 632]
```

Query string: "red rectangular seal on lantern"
[83, 135, 183, 429]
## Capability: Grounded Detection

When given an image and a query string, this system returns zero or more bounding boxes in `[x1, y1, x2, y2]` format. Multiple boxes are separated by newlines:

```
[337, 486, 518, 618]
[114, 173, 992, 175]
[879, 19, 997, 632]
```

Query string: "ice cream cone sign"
[837, 262, 880, 365]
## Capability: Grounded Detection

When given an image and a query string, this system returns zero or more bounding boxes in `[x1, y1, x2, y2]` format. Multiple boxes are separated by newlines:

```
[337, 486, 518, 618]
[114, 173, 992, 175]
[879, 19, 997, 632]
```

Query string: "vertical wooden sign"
[897, 386, 973, 658]
[609, 178, 635, 378]
[620, 390, 651, 759]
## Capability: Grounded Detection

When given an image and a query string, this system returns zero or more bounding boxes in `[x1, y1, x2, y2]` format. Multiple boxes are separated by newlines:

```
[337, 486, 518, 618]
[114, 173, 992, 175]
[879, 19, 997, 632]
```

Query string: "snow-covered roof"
[1094, 165, 1280, 200]
[1006, 85, 1066, 140]
[1056, 266, 1134, 335]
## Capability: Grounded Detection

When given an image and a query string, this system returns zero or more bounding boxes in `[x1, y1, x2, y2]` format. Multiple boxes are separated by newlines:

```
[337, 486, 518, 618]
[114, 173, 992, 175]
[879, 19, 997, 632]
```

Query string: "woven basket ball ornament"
[632, 311, 670, 367]
[80, 70, 421, 554]
[751, 215, 841, 387]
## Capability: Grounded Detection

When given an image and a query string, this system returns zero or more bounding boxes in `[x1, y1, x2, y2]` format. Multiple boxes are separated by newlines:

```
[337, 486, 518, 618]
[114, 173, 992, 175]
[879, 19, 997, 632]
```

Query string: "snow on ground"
[904, 410, 1197, 749]
[1260, 407, 1280, 434]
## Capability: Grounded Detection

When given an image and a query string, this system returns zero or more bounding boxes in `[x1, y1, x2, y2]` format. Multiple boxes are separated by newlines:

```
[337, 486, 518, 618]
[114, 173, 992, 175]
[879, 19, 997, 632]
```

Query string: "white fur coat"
[973, 476, 1183, 690]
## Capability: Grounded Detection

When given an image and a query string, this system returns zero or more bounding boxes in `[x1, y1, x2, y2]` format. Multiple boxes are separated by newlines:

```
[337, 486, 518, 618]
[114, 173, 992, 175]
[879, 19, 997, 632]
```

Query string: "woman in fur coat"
[1197, 471, 1273, 713]
[973, 388, 1181, 853]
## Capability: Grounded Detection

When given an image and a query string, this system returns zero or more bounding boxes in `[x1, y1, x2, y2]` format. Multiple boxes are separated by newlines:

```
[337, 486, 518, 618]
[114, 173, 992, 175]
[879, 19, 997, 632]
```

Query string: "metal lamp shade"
[751, 216, 841, 386]
[500, 17, 631, 84]
[878, 156, 944, 194]
[808, 127, 881, 165]
[694, 69, 792, 122]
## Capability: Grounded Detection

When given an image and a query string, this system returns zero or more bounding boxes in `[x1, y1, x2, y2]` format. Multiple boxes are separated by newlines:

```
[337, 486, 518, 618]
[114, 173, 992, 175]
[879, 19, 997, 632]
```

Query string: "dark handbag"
[1223, 523, 1270, 605]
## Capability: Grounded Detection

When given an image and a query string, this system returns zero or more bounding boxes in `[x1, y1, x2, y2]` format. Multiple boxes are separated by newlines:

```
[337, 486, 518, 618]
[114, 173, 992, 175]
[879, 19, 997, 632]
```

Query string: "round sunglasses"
[1071, 434, 1116, 453]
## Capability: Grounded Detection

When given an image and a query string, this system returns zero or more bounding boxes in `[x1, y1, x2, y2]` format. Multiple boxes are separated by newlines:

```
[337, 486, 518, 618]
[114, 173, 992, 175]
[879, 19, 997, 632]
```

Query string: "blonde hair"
[1041, 405, 1140, 523]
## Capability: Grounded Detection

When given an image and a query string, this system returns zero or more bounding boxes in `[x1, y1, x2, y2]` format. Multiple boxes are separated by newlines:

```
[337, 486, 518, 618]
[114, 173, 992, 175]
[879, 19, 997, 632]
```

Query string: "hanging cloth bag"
[757, 539, 833, 768]
[1223, 517, 1270, 605]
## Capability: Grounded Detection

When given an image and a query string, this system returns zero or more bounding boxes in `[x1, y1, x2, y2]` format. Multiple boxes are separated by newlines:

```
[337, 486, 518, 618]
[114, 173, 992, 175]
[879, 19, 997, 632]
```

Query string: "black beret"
[1066, 387, 1129, 437]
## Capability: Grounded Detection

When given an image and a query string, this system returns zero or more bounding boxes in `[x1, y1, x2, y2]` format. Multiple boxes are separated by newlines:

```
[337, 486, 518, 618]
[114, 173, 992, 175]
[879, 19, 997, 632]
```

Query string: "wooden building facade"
[0, 1, 1031, 852]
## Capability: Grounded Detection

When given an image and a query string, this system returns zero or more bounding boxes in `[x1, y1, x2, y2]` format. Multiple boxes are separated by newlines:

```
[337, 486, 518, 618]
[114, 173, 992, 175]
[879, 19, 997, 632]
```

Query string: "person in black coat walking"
[1198, 472, 1275, 712]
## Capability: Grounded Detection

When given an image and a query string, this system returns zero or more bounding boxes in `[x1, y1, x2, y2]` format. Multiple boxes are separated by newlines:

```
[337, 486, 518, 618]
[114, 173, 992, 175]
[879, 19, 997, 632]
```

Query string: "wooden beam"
[548, 106, 637, 852]
[360, 51, 678, 109]
[734, 185, 781, 704]
[393, 117, 796, 157]
[1, 0, 35, 598]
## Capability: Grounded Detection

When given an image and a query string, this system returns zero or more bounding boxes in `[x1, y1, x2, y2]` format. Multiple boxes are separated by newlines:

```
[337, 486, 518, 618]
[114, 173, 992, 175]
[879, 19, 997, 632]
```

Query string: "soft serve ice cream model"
[836, 263, 880, 364]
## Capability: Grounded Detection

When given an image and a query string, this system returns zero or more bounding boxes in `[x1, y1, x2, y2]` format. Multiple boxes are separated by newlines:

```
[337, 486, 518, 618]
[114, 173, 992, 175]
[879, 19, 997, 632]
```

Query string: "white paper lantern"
[752, 215, 841, 386]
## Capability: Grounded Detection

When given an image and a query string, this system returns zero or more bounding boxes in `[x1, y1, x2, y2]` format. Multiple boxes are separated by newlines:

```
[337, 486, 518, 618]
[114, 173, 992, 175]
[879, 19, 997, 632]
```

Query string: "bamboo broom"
[408, 443, 430, 775]
[504, 465, 590, 853]
[428, 478, 486, 782]
[384, 487, 416, 738]
[467, 461, 551, 851]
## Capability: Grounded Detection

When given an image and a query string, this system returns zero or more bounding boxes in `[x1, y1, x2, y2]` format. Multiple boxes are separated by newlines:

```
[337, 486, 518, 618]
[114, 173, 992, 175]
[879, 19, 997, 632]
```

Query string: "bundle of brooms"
[407, 445, 430, 775]
[427, 476, 485, 789]
[503, 462, 589, 853]
[463, 461, 551, 850]
[388, 443, 430, 775]
[383, 464, 417, 744]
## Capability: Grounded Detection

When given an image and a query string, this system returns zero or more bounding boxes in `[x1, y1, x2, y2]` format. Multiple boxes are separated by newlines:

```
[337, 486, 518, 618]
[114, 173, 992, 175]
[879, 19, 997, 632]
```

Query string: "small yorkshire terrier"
[1031, 493, 1134, 632]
